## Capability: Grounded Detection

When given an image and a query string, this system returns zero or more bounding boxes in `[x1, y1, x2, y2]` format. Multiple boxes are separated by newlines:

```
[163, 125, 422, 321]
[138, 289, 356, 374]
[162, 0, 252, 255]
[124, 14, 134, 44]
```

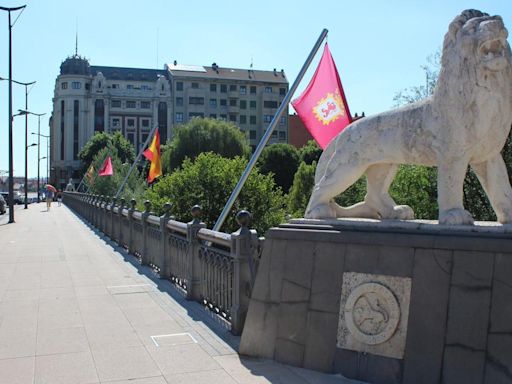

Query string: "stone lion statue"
[305, 9, 512, 225]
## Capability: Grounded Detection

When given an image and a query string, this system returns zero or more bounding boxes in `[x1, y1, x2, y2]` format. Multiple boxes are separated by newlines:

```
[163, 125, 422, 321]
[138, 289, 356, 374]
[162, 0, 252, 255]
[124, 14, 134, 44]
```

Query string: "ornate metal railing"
[62, 192, 263, 335]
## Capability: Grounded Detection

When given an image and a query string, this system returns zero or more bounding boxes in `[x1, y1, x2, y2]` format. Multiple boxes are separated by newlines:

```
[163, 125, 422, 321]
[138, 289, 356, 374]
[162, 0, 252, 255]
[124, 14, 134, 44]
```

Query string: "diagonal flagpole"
[114, 125, 159, 199]
[212, 28, 328, 232]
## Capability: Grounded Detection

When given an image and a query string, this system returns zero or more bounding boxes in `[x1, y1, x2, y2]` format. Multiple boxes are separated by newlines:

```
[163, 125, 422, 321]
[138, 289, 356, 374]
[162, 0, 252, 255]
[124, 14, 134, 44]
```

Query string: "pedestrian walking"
[57, 191, 62, 206]
[45, 184, 57, 211]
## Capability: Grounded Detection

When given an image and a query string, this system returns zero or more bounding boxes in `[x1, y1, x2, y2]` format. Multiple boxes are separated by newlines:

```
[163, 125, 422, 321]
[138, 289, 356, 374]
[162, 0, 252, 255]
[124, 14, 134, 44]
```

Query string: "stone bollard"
[141, 200, 152, 265]
[159, 202, 172, 278]
[110, 197, 117, 239]
[230, 210, 259, 335]
[186, 205, 206, 301]
[118, 198, 126, 247]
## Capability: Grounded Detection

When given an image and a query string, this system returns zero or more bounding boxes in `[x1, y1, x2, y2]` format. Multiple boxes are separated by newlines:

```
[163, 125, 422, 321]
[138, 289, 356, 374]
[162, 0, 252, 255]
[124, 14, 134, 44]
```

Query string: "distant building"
[288, 113, 314, 148]
[50, 55, 289, 189]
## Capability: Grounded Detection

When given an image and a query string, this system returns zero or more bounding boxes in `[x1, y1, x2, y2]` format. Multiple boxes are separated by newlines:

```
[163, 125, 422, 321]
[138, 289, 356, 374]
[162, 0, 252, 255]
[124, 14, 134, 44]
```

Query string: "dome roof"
[60, 55, 91, 76]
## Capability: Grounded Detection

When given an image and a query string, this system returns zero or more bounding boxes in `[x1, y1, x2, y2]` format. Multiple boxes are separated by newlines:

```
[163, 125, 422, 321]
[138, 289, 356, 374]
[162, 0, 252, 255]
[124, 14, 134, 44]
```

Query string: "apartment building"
[50, 55, 289, 189]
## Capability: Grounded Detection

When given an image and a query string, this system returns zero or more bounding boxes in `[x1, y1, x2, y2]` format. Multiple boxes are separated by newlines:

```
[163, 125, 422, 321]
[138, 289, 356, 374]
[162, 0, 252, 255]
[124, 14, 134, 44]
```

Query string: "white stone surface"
[306, 9, 512, 226]
[337, 273, 412, 359]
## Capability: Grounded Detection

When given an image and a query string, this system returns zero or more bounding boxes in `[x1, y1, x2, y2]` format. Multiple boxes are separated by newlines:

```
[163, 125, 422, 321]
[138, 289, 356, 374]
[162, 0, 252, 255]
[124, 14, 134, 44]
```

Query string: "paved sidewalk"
[0, 203, 363, 384]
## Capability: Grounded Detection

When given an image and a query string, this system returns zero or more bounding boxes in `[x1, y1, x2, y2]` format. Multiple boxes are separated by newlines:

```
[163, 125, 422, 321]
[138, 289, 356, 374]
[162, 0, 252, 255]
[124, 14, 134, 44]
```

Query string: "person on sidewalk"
[46, 188, 54, 211]
[57, 190, 62, 206]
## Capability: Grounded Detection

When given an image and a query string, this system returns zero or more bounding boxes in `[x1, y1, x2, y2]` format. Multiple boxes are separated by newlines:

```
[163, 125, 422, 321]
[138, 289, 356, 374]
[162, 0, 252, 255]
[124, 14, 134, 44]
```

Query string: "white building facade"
[50, 55, 289, 189]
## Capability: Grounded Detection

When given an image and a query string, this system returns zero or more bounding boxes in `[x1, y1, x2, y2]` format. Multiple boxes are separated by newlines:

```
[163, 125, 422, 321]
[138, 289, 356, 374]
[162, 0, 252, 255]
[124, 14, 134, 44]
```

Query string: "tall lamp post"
[30, 113, 46, 202]
[33, 132, 49, 194]
[1, 4, 27, 223]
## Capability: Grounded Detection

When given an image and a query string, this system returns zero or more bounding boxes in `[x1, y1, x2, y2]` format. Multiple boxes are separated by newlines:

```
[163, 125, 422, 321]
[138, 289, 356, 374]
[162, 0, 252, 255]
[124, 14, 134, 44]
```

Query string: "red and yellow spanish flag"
[143, 130, 163, 183]
[291, 43, 352, 149]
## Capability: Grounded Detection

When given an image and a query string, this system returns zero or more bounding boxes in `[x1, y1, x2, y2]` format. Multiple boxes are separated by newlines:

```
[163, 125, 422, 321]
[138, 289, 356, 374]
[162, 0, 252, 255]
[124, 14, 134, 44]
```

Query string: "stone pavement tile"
[91, 345, 160, 382]
[213, 354, 309, 384]
[134, 324, 187, 347]
[36, 326, 89, 356]
[146, 342, 221, 375]
[3, 288, 40, 301]
[72, 274, 106, 287]
[121, 306, 177, 328]
[80, 307, 130, 327]
[0, 356, 35, 384]
[8, 276, 41, 290]
[37, 311, 83, 330]
[38, 297, 80, 317]
[74, 285, 110, 298]
[114, 292, 161, 310]
[39, 286, 76, 300]
[78, 294, 119, 312]
[164, 369, 238, 384]
[35, 351, 99, 384]
[0, 324, 37, 359]
[85, 323, 142, 350]
[101, 377, 167, 384]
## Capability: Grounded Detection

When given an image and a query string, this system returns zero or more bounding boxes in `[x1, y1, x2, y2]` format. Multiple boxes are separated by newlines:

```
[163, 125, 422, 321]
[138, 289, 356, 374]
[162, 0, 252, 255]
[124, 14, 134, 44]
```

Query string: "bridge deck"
[0, 203, 362, 384]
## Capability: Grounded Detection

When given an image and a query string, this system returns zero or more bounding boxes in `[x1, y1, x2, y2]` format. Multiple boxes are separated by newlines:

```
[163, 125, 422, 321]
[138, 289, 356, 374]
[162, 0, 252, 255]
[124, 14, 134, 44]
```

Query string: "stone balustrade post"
[230, 210, 258, 335]
[159, 202, 172, 279]
[141, 200, 151, 266]
[128, 199, 137, 254]
[110, 197, 117, 239]
[186, 205, 206, 301]
[118, 198, 126, 247]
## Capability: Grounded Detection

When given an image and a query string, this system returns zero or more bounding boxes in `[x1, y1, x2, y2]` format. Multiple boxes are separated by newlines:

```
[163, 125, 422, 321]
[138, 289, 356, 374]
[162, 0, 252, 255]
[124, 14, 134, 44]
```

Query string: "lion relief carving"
[305, 9, 512, 225]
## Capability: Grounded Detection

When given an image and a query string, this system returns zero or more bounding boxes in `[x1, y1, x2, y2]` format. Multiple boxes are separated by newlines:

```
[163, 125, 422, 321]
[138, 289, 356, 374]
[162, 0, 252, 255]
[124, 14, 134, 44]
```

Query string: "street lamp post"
[1, 4, 27, 223]
[33, 132, 50, 195]
[30, 113, 46, 202]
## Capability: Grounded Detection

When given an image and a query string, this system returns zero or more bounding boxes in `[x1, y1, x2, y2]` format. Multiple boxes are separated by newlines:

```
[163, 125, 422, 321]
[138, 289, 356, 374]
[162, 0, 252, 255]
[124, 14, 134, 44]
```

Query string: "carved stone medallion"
[337, 273, 412, 359]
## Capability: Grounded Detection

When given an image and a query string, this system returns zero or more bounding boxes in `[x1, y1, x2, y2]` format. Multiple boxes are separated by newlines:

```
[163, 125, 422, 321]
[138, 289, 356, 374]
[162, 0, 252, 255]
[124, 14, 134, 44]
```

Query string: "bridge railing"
[63, 191, 263, 335]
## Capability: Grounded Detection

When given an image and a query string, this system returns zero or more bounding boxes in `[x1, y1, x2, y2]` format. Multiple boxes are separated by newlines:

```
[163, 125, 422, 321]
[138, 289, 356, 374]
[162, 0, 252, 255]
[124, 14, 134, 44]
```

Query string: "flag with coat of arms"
[291, 43, 352, 149]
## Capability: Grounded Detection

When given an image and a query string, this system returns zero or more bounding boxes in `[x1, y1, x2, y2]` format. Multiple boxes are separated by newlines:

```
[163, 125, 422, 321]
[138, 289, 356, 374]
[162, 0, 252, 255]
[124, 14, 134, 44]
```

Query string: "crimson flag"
[291, 43, 352, 149]
[98, 156, 114, 176]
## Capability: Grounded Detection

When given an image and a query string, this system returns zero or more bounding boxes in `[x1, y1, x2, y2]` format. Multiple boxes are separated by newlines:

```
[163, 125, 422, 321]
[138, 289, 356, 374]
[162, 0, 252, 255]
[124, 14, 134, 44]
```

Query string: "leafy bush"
[257, 143, 300, 193]
[288, 161, 316, 217]
[144, 152, 286, 234]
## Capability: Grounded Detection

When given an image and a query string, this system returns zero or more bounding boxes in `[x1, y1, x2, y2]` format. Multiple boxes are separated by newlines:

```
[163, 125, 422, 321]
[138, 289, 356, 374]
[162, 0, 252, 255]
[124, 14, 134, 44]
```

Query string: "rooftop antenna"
[250, 55, 253, 69]
[75, 17, 78, 56]
[156, 27, 159, 69]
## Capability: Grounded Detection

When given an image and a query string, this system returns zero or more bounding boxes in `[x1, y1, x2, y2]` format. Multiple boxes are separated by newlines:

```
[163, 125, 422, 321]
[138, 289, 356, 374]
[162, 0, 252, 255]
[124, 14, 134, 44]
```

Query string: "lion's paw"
[305, 203, 337, 219]
[391, 205, 415, 220]
[439, 208, 474, 225]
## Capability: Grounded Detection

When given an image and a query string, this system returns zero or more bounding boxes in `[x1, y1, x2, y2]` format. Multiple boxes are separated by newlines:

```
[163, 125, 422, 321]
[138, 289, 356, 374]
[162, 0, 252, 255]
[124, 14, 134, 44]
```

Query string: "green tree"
[257, 143, 300, 193]
[288, 161, 317, 217]
[78, 131, 135, 173]
[144, 152, 286, 234]
[299, 140, 322, 165]
[165, 118, 251, 171]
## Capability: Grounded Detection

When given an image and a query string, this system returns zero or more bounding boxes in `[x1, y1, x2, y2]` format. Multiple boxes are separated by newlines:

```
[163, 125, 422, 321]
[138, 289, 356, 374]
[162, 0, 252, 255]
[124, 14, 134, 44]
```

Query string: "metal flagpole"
[212, 28, 328, 232]
[114, 125, 159, 199]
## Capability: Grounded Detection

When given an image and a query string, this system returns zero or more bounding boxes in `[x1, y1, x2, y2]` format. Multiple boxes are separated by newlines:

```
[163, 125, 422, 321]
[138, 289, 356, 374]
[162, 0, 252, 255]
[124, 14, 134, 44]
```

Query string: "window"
[250, 115, 257, 125]
[229, 98, 237, 107]
[127, 132, 135, 147]
[191, 82, 199, 89]
[209, 99, 217, 107]
[279, 88, 286, 95]
[250, 100, 256, 109]
[264, 86, 272, 93]
[158, 102, 168, 143]
[126, 118, 135, 127]
[220, 84, 227, 93]
[73, 100, 79, 159]
[240, 115, 247, 124]
[111, 100, 121, 108]
[279, 131, 286, 140]
[112, 84, 119, 89]
[176, 97, 183, 107]
[126, 101, 136, 108]
[272, 131, 278, 138]
[220, 99, 227, 106]
[229, 84, 237, 92]
[250, 86, 256, 94]
[85, 84, 90, 90]
[72, 82, 81, 89]
[210, 84, 217, 92]
[210, 114, 217, 119]
[176, 82, 183, 91]
[141, 85, 151, 91]
[229, 114, 237, 122]
[140, 101, 151, 109]
[127, 84, 134, 90]
[189, 97, 204, 105]
[264, 100, 278, 108]
[240, 100, 247, 109]
[176, 112, 183, 123]
[61, 82, 68, 90]
[141, 119, 150, 128]
[94, 99, 104, 133]
[220, 114, 227, 121]
[280, 116, 286, 126]
[250, 130, 256, 140]
[111, 118, 120, 128]
[240, 86, 247, 95]
[264, 115, 273, 123]
[189, 112, 204, 119]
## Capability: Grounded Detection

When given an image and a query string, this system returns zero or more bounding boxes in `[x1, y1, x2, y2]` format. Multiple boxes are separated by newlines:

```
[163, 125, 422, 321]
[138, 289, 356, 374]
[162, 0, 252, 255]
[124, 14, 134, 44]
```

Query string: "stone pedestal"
[239, 219, 512, 384]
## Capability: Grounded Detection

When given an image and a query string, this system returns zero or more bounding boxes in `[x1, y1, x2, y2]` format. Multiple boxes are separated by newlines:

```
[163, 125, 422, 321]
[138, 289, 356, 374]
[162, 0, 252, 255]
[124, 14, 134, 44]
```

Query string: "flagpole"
[212, 28, 328, 232]
[76, 162, 92, 192]
[114, 125, 159, 199]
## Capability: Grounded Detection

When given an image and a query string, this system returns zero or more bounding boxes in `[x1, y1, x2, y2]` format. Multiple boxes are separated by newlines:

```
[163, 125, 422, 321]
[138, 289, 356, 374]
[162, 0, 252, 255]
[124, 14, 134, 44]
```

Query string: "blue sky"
[1, 0, 511, 178]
